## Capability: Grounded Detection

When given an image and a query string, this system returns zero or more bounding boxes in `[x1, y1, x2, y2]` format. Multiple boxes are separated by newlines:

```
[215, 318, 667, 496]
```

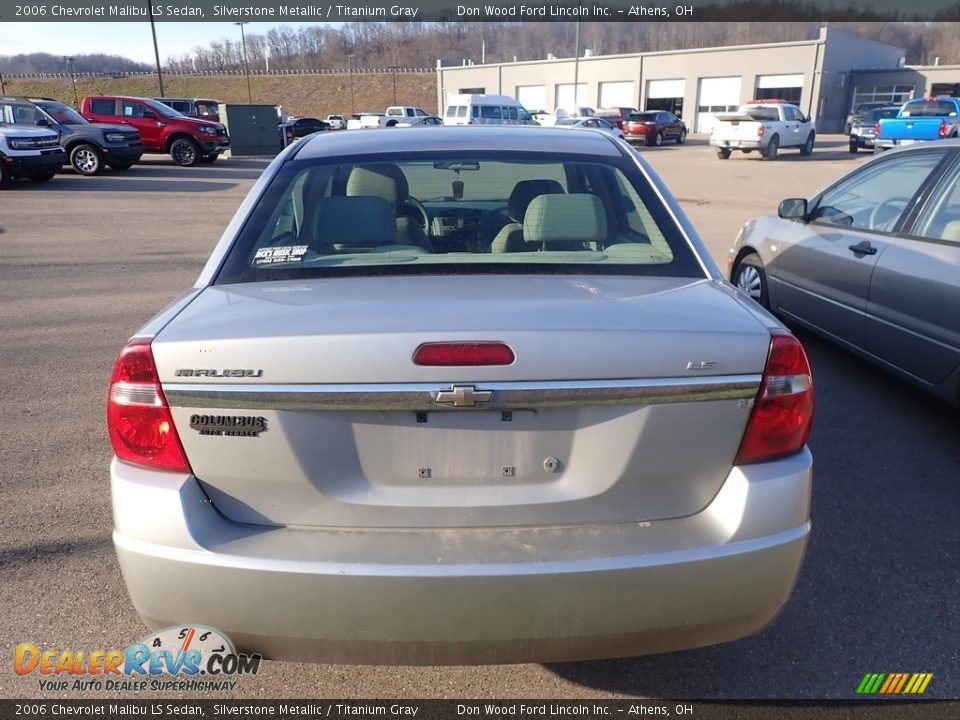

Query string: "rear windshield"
[901, 101, 958, 117]
[744, 107, 779, 121]
[629, 113, 658, 122]
[866, 108, 899, 122]
[215, 152, 705, 285]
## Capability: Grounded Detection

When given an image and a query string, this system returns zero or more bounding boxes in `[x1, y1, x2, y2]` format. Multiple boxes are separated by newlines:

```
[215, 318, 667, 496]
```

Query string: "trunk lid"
[153, 275, 770, 529]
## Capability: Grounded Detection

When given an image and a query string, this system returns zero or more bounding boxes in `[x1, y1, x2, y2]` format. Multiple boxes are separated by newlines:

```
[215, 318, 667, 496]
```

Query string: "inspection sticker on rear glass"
[253, 245, 308, 265]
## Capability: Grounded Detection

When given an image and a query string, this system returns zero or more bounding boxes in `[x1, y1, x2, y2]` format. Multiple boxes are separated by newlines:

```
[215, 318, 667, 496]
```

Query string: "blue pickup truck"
[875, 97, 960, 151]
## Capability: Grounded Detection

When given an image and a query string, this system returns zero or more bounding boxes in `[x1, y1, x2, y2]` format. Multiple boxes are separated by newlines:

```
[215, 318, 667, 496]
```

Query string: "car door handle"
[848, 241, 877, 256]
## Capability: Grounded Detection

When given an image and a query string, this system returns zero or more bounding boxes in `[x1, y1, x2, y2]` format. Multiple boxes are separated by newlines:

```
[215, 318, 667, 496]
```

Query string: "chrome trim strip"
[163, 375, 761, 412]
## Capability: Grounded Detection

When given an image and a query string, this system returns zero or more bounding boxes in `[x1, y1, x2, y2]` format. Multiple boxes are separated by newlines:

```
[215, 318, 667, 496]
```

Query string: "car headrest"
[346, 164, 409, 205]
[507, 179, 564, 223]
[523, 194, 608, 247]
[941, 220, 960, 242]
[312, 196, 396, 250]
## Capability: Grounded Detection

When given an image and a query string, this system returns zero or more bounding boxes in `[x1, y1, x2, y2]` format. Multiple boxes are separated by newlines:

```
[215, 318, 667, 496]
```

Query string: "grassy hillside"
[4, 71, 438, 118]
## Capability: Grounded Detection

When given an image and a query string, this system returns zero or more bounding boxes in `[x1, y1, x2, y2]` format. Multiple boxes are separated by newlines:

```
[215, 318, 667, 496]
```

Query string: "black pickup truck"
[29, 98, 144, 175]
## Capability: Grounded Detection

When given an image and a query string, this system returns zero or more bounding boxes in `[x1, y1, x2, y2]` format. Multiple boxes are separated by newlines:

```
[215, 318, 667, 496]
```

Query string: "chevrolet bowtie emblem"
[434, 385, 493, 408]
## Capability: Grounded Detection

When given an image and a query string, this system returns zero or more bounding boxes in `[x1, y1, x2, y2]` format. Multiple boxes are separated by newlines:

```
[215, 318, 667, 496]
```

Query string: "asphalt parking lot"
[1, 135, 958, 705]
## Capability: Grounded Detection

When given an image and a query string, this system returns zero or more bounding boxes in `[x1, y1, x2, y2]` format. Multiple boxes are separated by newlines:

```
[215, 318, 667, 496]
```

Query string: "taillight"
[413, 342, 515, 366]
[735, 330, 814, 465]
[107, 337, 191, 473]
[939, 120, 949, 138]
[875, 122, 882, 137]
[757, 126, 765, 138]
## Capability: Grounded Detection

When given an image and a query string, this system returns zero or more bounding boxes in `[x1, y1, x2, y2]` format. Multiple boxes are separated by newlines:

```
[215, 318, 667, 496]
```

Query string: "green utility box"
[220, 104, 281, 157]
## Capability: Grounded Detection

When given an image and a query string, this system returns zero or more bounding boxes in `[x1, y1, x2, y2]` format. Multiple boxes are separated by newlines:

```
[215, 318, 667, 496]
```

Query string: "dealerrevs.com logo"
[15, 626, 261, 692]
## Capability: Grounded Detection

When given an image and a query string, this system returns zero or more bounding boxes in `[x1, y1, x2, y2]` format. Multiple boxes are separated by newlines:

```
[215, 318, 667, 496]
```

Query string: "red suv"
[81, 95, 229, 166]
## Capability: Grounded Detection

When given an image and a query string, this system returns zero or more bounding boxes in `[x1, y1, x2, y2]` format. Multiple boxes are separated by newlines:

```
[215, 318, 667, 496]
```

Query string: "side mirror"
[142, 111, 157, 120]
[778, 198, 808, 220]
[35, 118, 50, 127]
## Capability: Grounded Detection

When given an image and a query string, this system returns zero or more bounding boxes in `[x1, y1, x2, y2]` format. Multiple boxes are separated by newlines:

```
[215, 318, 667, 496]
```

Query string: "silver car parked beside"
[730, 140, 960, 404]
[110, 127, 813, 665]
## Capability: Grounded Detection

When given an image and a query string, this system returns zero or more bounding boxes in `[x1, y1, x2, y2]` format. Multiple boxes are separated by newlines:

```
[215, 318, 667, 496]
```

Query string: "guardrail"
[2, 68, 434, 79]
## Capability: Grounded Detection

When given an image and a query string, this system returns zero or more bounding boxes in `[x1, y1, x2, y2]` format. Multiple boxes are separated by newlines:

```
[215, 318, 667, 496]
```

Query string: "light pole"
[388, 66, 399, 105]
[572, 20, 581, 110]
[0, 70, 5, 96]
[347, 54, 356, 115]
[146, 0, 165, 96]
[234, 22, 253, 104]
[63, 56, 79, 107]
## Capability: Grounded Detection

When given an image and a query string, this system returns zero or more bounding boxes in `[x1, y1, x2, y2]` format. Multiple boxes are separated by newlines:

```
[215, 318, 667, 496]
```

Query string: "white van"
[443, 94, 537, 126]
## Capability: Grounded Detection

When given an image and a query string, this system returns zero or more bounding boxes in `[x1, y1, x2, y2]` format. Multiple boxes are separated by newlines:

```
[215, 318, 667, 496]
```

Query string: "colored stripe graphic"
[857, 673, 932, 694]
[856, 674, 885, 694]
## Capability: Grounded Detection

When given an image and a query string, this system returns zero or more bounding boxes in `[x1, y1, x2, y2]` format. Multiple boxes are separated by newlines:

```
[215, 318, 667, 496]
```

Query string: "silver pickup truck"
[710, 101, 816, 160]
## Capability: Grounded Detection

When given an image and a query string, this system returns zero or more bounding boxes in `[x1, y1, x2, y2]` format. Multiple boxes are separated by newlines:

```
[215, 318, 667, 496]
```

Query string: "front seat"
[523, 193, 608, 252]
[490, 179, 565, 253]
[346, 164, 433, 252]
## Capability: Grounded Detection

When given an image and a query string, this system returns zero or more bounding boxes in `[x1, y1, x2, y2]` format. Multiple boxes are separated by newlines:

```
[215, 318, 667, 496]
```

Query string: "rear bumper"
[875, 138, 926, 150]
[849, 133, 876, 148]
[112, 450, 811, 665]
[625, 132, 656, 144]
[710, 139, 763, 150]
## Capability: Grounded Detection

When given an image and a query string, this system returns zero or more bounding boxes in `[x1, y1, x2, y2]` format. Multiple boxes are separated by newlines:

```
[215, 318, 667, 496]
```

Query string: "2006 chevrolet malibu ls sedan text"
[108, 127, 813, 665]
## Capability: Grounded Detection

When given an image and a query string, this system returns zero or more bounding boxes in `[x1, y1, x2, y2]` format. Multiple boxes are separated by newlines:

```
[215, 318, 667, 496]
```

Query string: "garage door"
[756, 73, 804, 103]
[646, 79, 685, 114]
[648, 79, 685, 99]
[556, 83, 588, 112]
[516, 85, 546, 113]
[696, 76, 742, 134]
[598, 81, 635, 109]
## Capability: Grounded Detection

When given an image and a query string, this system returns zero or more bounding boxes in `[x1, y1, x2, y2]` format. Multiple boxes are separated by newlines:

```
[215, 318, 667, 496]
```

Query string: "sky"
[0, 22, 333, 64]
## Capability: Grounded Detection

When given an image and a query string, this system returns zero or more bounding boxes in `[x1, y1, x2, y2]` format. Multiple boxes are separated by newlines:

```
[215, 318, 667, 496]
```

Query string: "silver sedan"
[730, 140, 960, 403]
[554, 116, 626, 139]
[109, 127, 813, 665]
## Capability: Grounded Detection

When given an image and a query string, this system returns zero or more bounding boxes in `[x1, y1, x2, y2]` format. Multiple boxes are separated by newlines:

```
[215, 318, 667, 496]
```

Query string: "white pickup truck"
[349, 106, 431, 130]
[709, 101, 816, 160]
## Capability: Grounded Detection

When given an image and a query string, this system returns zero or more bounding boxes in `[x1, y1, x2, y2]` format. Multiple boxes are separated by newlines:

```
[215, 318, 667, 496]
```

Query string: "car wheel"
[763, 135, 779, 160]
[653, 131, 663, 147]
[170, 138, 200, 167]
[28, 173, 56, 183]
[676, 129, 686, 145]
[848, 141, 859, 154]
[716, 148, 731, 160]
[733, 253, 769, 308]
[70, 143, 104, 176]
[800, 133, 815, 156]
[199, 153, 218, 165]
[0, 162, 11, 189]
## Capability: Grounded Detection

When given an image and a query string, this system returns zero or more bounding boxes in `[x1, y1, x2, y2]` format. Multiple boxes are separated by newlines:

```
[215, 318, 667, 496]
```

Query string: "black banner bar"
[0, 0, 957, 22]
[0, 699, 956, 720]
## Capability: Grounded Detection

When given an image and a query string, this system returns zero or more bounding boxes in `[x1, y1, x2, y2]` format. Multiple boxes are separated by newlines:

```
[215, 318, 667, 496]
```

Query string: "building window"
[850, 84, 914, 109]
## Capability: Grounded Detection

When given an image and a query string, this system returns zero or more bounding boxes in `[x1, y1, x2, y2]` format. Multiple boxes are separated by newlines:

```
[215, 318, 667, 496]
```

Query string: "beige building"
[437, 27, 959, 133]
